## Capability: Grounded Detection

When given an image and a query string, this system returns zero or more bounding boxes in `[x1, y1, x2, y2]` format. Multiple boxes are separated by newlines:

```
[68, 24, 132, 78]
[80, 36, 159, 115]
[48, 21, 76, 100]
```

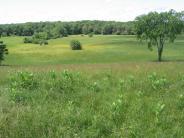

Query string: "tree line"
[0, 20, 135, 38]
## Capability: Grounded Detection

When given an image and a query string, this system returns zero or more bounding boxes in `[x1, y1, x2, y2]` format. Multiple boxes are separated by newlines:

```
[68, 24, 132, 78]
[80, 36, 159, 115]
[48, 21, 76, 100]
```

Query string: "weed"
[89, 81, 101, 92]
[177, 94, 184, 110]
[154, 102, 165, 123]
[10, 72, 39, 90]
[111, 94, 128, 126]
[148, 72, 168, 90]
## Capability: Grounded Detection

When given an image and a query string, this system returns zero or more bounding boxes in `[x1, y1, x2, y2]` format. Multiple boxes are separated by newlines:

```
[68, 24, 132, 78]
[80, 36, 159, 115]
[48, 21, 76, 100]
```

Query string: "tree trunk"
[158, 46, 163, 62]
[158, 37, 164, 62]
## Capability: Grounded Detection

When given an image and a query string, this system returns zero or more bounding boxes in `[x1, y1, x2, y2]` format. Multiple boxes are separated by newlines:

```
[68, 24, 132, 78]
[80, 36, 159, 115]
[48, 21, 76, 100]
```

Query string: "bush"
[115, 31, 121, 35]
[0, 41, 8, 65]
[33, 32, 48, 40]
[23, 36, 49, 45]
[70, 40, 82, 50]
[40, 40, 48, 46]
[23, 37, 32, 43]
[88, 33, 93, 37]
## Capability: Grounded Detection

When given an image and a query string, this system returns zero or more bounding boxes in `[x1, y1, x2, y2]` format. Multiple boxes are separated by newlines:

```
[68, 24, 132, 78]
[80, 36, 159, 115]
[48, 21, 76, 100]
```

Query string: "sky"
[0, 0, 183, 24]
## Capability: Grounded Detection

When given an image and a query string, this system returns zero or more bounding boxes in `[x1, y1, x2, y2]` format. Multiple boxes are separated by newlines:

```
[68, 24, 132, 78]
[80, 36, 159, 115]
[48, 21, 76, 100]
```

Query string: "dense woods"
[0, 21, 135, 39]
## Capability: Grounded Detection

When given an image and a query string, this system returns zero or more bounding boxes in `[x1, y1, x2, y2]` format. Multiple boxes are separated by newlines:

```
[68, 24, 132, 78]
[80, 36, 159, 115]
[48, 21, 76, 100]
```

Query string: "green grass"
[0, 35, 184, 137]
[0, 69, 184, 137]
[1, 35, 184, 65]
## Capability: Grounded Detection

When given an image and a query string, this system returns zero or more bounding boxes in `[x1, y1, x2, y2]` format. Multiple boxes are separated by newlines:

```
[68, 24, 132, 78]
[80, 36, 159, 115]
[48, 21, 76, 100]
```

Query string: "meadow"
[0, 35, 184, 137]
[1, 35, 184, 65]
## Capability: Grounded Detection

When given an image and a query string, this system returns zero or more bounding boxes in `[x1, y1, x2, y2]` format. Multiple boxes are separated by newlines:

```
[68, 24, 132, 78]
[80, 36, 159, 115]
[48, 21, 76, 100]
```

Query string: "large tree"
[0, 41, 8, 65]
[135, 10, 184, 61]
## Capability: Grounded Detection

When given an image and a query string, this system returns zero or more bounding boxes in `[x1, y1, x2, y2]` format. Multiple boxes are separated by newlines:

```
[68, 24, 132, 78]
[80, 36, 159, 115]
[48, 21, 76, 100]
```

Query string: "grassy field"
[0, 35, 184, 137]
[1, 35, 184, 65]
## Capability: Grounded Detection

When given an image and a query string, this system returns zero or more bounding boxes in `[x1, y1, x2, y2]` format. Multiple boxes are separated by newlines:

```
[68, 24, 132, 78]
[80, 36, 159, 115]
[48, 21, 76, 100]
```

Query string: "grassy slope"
[0, 35, 184, 137]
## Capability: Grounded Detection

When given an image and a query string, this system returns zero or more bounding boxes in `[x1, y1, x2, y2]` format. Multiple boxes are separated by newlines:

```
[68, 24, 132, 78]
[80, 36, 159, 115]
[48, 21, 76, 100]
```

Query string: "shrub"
[115, 31, 121, 35]
[39, 40, 48, 46]
[23, 37, 49, 45]
[0, 41, 8, 65]
[23, 32, 49, 45]
[88, 33, 93, 37]
[33, 32, 48, 40]
[32, 38, 40, 44]
[23, 37, 32, 43]
[70, 40, 82, 50]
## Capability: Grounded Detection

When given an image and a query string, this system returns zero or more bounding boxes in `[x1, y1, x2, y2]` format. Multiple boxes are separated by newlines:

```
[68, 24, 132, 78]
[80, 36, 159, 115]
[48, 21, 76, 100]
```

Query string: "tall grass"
[0, 70, 184, 137]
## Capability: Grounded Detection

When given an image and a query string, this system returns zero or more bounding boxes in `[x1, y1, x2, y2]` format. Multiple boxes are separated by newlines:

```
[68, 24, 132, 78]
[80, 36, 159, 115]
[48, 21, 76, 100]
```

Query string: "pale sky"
[0, 0, 183, 24]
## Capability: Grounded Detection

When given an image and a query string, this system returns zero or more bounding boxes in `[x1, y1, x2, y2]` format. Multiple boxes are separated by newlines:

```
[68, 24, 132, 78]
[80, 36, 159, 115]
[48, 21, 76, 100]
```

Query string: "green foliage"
[24, 32, 49, 45]
[153, 102, 165, 123]
[135, 10, 184, 61]
[1, 35, 184, 65]
[177, 94, 184, 110]
[148, 72, 168, 90]
[1, 70, 184, 137]
[0, 21, 135, 38]
[88, 33, 94, 37]
[70, 40, 82, 50]
[0, 41, 8, 65]
[88, 81, 101, 92]
[111, 94, 128, 125]
[10, 72, 39, 90]
[9, 88, 32, 104]
[102, 24, 113, 35]
[33, 32, 48, 40]
[23, 37, 32, 43]
[39, 40, 48, 46]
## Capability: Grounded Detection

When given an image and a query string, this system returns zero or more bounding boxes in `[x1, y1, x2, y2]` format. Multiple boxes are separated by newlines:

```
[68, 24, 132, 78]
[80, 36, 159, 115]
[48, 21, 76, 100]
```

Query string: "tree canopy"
[135, 10, 184, 61]
[0, 21, 135, 38]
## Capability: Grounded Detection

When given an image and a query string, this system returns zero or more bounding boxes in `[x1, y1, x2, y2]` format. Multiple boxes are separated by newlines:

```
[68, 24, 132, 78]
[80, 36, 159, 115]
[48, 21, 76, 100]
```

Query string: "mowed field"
[0, 35, 184, 137]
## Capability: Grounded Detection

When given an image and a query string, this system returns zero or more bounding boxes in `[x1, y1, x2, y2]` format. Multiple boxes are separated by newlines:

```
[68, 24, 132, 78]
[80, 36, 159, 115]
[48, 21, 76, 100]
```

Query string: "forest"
[0, 20, 135, 38]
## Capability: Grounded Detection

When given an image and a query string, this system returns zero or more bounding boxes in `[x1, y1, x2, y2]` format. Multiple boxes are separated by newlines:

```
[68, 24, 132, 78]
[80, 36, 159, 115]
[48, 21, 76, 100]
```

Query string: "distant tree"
[82, 25, 89, 35]
[0, 27, 2, 37]
[22, 23, 34, 36]
[135, 10, 184, 61]
[33, 32, 48, 40]
[50, 28, 60, 39]
[58, 25, 68, 37]
[0, 41, 8, 65]
[102, 24, 113, 35]
[93, 26, 102, 34]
